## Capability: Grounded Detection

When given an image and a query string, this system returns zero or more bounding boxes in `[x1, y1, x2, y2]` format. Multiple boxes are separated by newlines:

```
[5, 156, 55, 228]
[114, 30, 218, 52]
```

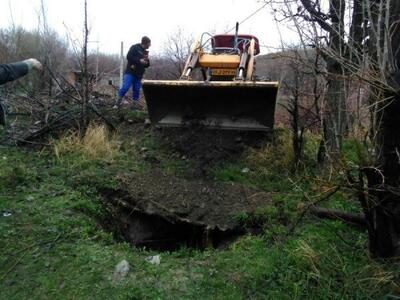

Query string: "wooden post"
[119, 41, 124, 90]
[245, 38, 255, 81]
[95, 40, 99, 86]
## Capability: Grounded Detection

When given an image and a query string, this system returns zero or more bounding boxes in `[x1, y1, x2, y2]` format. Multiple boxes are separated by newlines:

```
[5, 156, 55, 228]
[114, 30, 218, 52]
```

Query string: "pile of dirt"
[100, 116, 274, 249]
[114, 169, 272, 231]
[156, 127, 270, 168]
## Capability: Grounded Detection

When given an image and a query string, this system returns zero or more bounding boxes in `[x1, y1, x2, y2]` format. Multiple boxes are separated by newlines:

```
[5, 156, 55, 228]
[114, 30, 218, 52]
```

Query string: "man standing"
[114, 36, 151, 109]
[0, 58, 43, 125]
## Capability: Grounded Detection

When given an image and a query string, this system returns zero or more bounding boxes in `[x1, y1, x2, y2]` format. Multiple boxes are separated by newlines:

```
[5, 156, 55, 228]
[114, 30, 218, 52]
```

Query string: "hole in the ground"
[117, 209, 241, 251]
[101, 189, 243, 251]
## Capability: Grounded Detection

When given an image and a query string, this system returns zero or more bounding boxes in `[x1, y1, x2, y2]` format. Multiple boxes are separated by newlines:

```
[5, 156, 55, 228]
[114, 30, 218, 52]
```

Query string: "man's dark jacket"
[0, 62, 30, 125]
[0, 62, 29, 85]
[125, 43, 150, 78]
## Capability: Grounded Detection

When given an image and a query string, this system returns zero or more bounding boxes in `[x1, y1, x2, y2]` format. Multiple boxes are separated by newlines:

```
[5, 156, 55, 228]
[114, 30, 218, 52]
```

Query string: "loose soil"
[102, 169, 272, 250]
[119, 169, 271, 230]
[156, 126, 270, 166]
[105, 112, 275, 250]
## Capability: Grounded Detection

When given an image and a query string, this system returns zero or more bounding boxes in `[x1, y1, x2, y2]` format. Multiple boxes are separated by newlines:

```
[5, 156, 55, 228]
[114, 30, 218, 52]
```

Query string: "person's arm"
[0, 59, 42, 85]
[0, 62, 29, 85]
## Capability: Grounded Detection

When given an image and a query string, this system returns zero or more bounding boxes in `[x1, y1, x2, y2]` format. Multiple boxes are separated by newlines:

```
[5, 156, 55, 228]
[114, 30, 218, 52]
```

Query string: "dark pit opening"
[101, 189, 243, 251]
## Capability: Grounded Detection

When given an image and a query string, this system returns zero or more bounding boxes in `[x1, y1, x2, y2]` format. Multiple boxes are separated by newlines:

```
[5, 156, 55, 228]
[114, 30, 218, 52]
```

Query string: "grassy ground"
[0, 112, 399, 299]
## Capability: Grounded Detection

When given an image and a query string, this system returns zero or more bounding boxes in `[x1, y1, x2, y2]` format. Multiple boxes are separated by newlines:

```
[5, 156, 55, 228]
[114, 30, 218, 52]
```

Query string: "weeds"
[246, 127, 294, 172]
[52, 123, 121, 162]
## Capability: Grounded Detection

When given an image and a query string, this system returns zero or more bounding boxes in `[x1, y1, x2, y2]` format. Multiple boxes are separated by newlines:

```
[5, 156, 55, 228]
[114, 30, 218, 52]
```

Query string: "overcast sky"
[0, 0, 297, 55]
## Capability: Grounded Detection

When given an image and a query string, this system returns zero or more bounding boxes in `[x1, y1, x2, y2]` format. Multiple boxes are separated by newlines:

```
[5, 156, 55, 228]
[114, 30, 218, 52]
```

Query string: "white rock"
[2, 211, 12, 217]
[113, 259, 130, 282]
[145, 255, 161, 265]
[241, 167, 250, 173]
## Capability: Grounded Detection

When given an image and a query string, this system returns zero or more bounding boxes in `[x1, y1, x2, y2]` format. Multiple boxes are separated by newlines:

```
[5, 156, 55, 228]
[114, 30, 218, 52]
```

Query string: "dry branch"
[309, 206, 366, 226]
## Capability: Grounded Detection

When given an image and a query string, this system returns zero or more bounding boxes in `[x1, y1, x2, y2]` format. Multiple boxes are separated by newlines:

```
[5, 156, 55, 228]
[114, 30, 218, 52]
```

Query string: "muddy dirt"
[102, 169, 272, 250]
[116, 113, 271, 177]
[153, 126, 271, 178]
[156, 127, 270, 164]
[102, 115, 274, 250]
[114, 169, 271, 230]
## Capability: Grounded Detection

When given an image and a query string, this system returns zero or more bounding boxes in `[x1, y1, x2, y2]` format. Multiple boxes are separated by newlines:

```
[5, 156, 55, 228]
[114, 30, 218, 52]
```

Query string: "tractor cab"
[211, 34, 260, 55]
[194, 32, 260, 81]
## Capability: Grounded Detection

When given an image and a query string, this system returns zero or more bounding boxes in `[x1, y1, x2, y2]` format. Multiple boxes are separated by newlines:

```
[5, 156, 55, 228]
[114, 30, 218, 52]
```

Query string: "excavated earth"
[102, 169, 272, 250]
[124, 169, 270, 229]
[156, 126, 270, 168]
[102, 116, 273, 250]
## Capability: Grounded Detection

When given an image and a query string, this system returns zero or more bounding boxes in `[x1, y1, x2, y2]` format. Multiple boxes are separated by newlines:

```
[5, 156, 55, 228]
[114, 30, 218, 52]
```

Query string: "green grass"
[0, 127, 399, 299]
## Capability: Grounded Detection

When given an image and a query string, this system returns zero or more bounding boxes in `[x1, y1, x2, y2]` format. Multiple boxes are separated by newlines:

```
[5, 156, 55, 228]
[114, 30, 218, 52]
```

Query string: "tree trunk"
[324, 57, 345, 160]
[321, 0, 347, 163]
[367, 91, 400, 257]
[291, 69, 302, 168]
[81, 0, 89, 128]
[366, 0, 400, 258]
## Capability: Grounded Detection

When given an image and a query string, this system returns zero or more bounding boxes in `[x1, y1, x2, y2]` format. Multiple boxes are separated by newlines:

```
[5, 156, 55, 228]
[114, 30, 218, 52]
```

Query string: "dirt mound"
[99, 117, 274, 250]
[115, 169, 272, 231]
[156, 127, 270, 169]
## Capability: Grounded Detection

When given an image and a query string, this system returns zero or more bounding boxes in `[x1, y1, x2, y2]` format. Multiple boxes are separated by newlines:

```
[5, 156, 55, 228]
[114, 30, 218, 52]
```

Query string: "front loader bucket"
[142, 80, 279, 131]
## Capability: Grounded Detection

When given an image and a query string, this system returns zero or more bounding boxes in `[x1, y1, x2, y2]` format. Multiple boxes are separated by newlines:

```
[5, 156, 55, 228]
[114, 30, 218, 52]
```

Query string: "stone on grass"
[113, 259, 130, 282]
[145, 255, 161, 265]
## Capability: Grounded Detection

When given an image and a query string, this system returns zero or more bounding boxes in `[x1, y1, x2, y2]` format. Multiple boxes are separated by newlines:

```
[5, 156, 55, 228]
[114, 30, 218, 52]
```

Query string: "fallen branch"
[309, 206, 366, 227]
[15, 107, 81, 144]
[286, 186, 340, 236]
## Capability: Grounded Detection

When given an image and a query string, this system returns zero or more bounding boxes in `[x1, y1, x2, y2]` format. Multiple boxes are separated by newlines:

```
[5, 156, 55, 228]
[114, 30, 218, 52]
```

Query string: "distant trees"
[144, 29, 194, 80]
[144, 57, 179, 80]
[87, 53, 119, 79]
[162, 28, 194, 78]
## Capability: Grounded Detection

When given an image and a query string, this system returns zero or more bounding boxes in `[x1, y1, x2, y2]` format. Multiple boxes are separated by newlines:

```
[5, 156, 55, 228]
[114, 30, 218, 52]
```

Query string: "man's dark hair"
[141, 36, 151, 45]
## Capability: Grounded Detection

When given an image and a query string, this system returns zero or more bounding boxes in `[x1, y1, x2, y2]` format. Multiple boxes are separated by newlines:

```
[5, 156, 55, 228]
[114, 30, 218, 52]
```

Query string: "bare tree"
[81, 0, 89, 128]
[162, 28, 194, 78]
[277, 48, 324, 168]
